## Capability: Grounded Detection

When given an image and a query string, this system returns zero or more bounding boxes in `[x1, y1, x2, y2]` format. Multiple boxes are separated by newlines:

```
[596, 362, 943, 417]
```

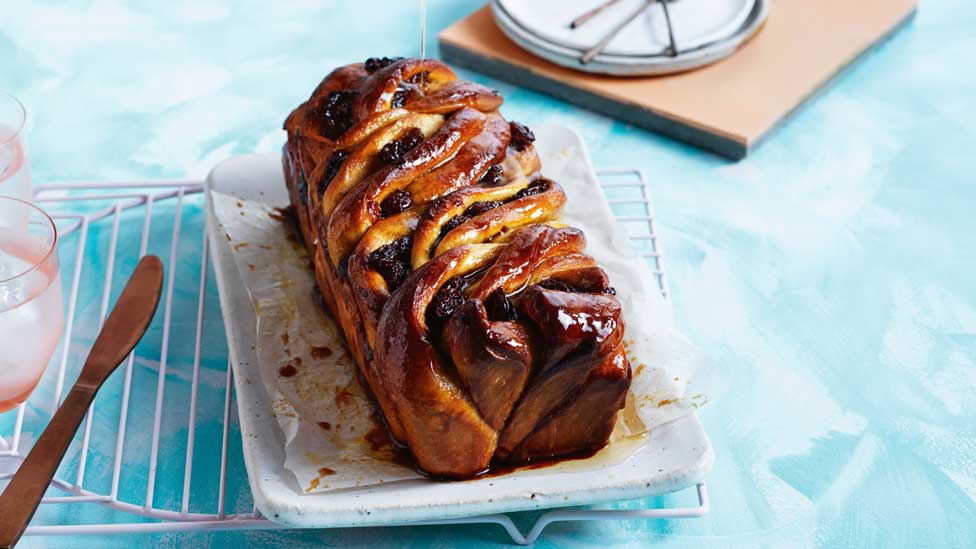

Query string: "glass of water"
[0, 196, 63, 413]
[0, 92, 29, 202]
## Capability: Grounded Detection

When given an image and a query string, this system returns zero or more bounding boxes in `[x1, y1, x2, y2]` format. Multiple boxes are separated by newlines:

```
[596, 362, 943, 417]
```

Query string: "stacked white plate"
[491, 0, 770, 76]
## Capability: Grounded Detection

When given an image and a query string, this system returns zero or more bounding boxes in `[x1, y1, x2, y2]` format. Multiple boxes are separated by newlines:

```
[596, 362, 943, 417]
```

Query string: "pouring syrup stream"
[419, 0, 427, 88]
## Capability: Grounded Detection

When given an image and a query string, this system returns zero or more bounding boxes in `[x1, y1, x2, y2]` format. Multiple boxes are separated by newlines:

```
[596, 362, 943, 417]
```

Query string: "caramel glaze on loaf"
[282, 57, 631, 478]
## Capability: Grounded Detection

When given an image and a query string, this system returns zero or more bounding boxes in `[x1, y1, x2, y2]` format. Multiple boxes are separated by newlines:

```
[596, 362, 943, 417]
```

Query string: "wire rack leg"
[521, 483, 709, 545]
[415, 514, 530, 545]
[411, 483, 708, 545]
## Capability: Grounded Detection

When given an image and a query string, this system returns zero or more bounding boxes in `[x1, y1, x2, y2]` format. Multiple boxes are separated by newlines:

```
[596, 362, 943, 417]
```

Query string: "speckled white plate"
[205, 125, 713, 528]
[491, 0, 769, 75]
[498, 0, 754, 56]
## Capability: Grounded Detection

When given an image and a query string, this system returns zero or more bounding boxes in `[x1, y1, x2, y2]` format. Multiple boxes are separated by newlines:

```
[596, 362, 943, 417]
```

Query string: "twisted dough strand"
[283, 58, 631, 477]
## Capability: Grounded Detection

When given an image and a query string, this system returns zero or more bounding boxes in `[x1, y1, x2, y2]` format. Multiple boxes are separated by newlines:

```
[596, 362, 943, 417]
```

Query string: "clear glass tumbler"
[0, 196, 63, 413]
[0, 92, 29, 202]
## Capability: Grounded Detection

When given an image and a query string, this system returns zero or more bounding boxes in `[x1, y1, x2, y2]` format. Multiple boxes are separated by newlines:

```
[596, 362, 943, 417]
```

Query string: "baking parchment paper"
[210, 140, 702, 493]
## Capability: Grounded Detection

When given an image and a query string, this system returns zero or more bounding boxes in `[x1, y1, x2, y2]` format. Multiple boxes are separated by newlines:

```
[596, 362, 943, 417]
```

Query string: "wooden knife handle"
[0, 386, 96, 548]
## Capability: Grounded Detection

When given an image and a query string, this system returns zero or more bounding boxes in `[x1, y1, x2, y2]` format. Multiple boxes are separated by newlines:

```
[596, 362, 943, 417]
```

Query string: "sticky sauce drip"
[419, 0, 427, 88]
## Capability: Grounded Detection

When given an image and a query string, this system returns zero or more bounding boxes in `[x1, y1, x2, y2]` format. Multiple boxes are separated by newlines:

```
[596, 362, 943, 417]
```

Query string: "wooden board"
[439, 1, 918, 159]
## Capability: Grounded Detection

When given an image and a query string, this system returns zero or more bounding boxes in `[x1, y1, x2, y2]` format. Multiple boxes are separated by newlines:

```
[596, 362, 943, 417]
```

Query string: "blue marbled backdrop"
[2, 1, 975, 547]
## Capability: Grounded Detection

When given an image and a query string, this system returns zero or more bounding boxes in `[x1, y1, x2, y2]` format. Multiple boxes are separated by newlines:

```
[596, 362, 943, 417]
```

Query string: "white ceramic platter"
[497, 0, 754, 56]
[205, 125, 714, 528]
[491, 0, 769, 76]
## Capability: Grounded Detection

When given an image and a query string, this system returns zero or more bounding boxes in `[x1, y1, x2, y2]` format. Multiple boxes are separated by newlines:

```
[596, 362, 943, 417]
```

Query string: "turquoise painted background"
[2, 0, 975, 547]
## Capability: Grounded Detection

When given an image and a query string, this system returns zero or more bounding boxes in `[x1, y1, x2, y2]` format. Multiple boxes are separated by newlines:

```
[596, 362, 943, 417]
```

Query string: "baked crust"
[283, 58, 631, 478]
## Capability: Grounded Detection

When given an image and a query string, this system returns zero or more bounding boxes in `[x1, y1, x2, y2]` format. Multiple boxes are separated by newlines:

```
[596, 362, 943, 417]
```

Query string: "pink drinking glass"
[0, 196, 64, 413]
[0, 92, 29, 204]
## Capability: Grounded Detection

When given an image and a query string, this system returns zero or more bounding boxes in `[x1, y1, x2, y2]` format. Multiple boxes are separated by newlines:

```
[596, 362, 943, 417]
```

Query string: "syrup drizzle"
[418, 0, 427, 88]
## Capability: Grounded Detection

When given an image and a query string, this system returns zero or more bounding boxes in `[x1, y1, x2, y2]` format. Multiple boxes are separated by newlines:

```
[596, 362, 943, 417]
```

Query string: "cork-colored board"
[439, 1, 918, 159]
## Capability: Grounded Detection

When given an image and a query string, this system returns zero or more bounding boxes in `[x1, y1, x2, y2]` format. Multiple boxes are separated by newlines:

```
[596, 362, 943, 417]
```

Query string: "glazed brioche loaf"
[283, 57, 631, 478]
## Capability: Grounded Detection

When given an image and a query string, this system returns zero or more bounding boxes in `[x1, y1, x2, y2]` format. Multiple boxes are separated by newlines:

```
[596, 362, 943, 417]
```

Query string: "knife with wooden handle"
[0, 255, 164, 548]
